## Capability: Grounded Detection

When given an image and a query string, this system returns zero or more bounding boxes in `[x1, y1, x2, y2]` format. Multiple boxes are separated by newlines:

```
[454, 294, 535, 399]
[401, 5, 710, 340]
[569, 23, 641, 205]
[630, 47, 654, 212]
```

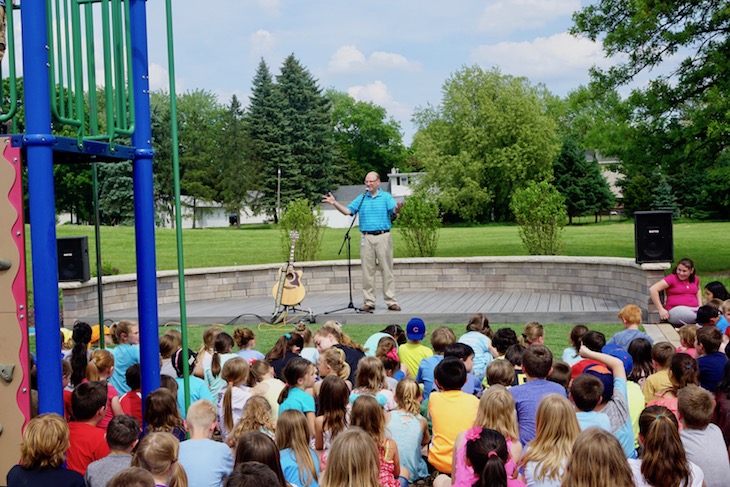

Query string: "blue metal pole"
[21, 0, 62, 415]
[128, 0, 159, 403]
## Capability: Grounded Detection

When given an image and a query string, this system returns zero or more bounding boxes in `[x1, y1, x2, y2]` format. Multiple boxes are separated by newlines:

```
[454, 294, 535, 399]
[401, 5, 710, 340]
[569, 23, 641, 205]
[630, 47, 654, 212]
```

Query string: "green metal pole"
[91, 163, 105, 349]
[165, 0, 191, 416]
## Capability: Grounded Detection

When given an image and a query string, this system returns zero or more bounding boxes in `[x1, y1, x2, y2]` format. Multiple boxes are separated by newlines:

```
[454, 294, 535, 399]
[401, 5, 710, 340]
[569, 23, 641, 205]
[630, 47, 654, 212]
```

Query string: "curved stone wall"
[59, 256, 670, 326]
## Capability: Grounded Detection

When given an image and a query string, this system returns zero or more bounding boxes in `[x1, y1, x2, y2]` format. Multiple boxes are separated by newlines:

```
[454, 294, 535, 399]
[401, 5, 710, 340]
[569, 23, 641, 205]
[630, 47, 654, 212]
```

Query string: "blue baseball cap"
[406, 317, 426, 340]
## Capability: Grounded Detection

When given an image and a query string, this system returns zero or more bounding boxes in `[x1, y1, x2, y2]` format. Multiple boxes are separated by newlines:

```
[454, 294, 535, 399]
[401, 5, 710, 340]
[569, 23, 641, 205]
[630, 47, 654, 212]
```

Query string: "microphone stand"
[323, 190, 368, 315]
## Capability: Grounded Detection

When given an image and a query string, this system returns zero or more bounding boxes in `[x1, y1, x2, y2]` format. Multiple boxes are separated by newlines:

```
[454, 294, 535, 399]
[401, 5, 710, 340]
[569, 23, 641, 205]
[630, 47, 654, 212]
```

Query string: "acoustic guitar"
[272, 230, 306, 307]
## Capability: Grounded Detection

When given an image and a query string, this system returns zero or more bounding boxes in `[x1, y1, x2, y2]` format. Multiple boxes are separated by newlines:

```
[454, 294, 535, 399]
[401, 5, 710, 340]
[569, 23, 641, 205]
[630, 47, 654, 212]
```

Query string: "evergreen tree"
[272, 55, 338, 212]
[98, 161, 135, 225]
[652, 176, 678, 218]
[553, 136, 614, 224]
[245, 59, 282, 221]
[218, 95, 254, 228]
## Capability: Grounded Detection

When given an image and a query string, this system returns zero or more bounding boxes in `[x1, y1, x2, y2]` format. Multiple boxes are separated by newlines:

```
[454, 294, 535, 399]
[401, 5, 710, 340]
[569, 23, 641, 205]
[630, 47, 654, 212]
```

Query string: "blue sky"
[142, 0, 613, 144]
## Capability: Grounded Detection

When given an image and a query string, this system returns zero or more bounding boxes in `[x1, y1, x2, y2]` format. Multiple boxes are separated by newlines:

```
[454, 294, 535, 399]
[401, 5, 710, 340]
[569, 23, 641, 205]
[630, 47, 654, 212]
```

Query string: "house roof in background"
[324, 182, 393, 206]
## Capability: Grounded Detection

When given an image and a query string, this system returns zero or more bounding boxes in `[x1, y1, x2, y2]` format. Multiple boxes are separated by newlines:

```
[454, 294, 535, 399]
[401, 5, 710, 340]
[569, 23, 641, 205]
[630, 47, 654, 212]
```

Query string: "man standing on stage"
[322, 171, 401, 312]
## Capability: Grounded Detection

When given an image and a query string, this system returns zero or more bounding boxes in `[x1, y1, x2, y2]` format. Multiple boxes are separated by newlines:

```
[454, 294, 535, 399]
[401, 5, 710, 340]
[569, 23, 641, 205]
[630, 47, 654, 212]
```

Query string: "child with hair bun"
[109, 320, 140, 395]
[458, 313, 494, 382]
[295, 323, 319, 365]
[387, 378, 430, 483]
[434, 428, 524, 487]
[234, 327, 265, 363]
[250, 360, 286, 421]
[194, 326, 223, 378]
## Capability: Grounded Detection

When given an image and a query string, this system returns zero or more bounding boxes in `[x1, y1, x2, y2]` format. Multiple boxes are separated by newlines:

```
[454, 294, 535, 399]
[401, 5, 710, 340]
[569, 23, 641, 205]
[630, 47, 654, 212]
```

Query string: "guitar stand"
[271, 304, 315, 325]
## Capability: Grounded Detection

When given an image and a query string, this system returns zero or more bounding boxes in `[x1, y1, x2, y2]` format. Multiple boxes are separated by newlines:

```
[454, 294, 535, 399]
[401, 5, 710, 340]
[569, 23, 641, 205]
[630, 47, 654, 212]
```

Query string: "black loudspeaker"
[634, 211, 674, 263]
[57, 236, 90, 282]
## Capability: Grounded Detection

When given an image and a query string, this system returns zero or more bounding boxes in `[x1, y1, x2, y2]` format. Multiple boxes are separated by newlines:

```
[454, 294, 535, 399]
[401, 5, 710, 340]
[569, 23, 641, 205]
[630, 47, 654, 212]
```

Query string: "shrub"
[279, 199, 325, 262]
[396, 192, 440, 257]
[510, 181, 567, 255]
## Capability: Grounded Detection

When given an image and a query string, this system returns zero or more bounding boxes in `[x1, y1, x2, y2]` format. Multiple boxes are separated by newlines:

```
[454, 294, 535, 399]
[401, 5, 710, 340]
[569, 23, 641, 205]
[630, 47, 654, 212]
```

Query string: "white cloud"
[478, 0, 580, 34]
[471, 32, 610, 90]
[148, 63, 173, 92]
[347, 80, 412, 120]
[250, 29, 277, 58]
[328, 45, 420, 74]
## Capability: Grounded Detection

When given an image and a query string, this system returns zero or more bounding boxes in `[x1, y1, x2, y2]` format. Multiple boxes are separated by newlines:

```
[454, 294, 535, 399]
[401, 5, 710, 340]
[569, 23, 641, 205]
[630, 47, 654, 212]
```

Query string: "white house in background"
[154, 195, 269, 229]
[58, 169, 424, 229]
[320, 168, 425, 228]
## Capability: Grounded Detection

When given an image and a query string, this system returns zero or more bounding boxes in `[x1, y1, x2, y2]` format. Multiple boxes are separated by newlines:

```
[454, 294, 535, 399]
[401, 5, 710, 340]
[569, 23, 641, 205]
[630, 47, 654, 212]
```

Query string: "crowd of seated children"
[41, 307, 730, 487]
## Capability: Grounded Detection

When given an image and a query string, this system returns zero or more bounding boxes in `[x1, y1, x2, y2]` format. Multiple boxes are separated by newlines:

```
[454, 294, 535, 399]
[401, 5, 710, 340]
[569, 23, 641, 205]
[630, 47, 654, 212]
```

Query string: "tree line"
[11, 2, 730, 227]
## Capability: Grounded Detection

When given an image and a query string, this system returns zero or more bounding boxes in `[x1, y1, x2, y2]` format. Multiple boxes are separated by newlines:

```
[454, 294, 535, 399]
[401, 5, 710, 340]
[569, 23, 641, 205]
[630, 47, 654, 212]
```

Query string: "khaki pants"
[360, 233, 397, 308]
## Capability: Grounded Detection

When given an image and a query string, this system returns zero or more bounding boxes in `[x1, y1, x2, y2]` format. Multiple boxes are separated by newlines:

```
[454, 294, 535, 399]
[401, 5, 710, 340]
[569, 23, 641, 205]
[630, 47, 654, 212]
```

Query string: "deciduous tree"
[412, 66, 559, 223]
[327, 89, 406, 184]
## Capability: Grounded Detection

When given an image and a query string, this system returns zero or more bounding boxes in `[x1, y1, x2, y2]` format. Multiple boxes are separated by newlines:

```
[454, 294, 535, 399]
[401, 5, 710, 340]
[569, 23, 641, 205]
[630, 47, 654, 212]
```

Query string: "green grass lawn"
[44, 220, 730, 277]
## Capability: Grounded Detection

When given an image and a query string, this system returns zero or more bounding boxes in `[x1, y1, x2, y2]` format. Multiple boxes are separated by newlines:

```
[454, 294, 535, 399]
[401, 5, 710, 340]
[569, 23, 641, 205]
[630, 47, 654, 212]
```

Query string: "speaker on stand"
[57, 236, 91, 282]
[634, 211, 674, 264]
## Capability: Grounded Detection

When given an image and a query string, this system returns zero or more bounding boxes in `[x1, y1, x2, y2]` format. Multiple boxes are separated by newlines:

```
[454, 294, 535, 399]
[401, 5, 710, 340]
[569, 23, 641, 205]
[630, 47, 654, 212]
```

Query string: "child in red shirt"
[67, 381, 111, 474]
[119, 363, 143, 424]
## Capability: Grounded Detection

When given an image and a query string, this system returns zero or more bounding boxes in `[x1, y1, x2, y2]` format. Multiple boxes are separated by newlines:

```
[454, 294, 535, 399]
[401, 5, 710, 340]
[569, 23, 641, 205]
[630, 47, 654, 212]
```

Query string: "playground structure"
[0, 0, 185, 477]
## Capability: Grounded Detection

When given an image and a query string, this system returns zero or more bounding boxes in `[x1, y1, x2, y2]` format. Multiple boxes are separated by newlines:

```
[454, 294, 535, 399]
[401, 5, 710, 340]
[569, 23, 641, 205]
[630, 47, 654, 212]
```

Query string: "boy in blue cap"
[398, 317, 433, 376]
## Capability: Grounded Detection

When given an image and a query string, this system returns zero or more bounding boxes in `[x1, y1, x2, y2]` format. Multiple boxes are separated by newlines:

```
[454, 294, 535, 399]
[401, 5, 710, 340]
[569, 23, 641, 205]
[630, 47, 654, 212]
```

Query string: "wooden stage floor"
[103, 289, 624, 327]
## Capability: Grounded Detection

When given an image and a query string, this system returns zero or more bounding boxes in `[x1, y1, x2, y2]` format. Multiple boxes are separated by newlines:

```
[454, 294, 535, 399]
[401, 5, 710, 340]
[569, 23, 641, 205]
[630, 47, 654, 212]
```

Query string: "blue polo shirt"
[348, 190, 396, 232]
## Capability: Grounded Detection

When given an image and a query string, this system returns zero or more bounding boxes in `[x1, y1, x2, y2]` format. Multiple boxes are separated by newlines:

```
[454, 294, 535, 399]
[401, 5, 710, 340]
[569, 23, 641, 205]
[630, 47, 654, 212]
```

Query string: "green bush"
[511, 181, 567, 255]
[279, 199, 325, 262]
[91, 261, 121, 277]
[397, 192, 441, 257]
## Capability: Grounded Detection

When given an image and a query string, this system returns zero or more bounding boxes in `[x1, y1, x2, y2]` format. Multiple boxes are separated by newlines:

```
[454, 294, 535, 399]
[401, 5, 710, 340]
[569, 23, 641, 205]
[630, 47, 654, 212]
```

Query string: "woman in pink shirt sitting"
[650, 257, 702, 326]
